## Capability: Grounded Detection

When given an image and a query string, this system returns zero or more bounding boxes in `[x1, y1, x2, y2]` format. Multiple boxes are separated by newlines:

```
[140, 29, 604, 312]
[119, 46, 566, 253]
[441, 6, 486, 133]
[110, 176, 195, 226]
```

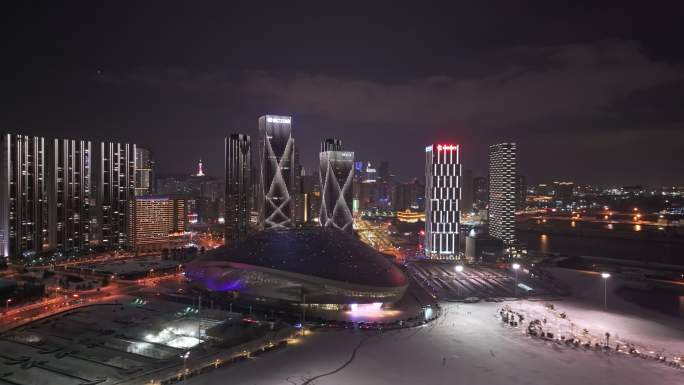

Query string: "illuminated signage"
[437, 144, 458, 151]
[426, 144, 458, 152]
[266, 117, 291, 124]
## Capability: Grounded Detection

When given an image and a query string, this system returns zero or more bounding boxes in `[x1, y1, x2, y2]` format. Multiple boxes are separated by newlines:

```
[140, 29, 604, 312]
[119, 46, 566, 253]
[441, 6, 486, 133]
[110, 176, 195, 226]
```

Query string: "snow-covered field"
[507, 300, 684, 356]
[539, 268, 684, 353]
[186, 301, 683, 385]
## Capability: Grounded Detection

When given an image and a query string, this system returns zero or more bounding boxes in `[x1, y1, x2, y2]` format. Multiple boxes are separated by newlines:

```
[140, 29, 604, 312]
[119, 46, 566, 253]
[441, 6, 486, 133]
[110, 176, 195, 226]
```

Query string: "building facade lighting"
[488, 142, 517, 247]
[225, 134, 251, 243]
[424, 143, 461, 260]
[257, 115, 296, 229]
[319, 140, 354, 233]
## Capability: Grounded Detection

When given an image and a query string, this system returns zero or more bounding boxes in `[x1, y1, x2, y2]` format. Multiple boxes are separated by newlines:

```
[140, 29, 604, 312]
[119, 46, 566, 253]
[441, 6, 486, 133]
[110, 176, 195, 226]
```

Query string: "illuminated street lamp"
[5, 298, 12, 314]
[180, 351, 190, 383]
[601, 272, 611, 309]
[455, 265, 464, 298]
[512, 263, 521, 297]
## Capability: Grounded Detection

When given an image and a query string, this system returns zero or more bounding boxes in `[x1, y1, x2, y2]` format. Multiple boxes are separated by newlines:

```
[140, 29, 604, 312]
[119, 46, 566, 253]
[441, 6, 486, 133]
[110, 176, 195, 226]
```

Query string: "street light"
[455, 265, 464, 298]
[301, 294, 307, 337]
[5, 298, 12, 314]
[512, 263, 521, 297]
[180, 351, 190, 383]
[601, 272, 611, 309]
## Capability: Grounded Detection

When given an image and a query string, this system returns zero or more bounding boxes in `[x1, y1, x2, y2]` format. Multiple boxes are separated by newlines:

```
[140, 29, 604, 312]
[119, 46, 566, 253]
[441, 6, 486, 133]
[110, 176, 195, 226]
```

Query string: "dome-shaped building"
[185, 228, 408, 305]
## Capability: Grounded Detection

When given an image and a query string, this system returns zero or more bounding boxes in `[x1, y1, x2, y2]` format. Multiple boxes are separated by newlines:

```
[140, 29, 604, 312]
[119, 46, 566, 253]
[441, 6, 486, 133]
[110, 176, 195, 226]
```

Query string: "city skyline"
[0, 4, 683, 385]
[2, 3, 683, 186]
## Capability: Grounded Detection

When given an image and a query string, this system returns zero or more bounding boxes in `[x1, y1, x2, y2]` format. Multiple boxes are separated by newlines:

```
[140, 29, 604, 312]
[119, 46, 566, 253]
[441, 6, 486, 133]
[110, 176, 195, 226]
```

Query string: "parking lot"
[407, 262, 555, 300]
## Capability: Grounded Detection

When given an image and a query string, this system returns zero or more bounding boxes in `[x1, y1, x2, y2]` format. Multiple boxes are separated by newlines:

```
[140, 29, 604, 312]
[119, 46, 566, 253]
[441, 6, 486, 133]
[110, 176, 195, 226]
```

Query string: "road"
[0, 275, 165, 332]
[354, 219, 403, 259]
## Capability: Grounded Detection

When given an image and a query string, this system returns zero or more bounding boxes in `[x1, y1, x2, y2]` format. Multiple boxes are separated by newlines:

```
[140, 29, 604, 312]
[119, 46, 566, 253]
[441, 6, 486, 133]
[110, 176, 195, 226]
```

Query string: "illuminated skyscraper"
[2, 134, 139, 257]
[134, 147, 155, 196]
[97, 142, 136, 248]
[0, 134, 47, 257]
[225, 134, 251, 243]
[257, 115, 296, 229]
[424, 144, 461, 259]
[488, 142, 517, 246]
[320, 138, 342, 152]
[47, 138, 92, 252]
[319, 139, 354, 233]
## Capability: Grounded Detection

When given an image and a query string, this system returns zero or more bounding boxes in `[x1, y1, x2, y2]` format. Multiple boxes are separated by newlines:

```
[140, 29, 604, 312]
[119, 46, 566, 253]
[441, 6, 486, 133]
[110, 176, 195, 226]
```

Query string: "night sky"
[2, 1, 683, 185]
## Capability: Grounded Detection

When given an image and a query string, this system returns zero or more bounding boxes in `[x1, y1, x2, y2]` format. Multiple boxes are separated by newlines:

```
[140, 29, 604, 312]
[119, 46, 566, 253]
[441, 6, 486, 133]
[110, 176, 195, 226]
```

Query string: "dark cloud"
[2, 3, 684, 185]
[241, 41, 682, 130]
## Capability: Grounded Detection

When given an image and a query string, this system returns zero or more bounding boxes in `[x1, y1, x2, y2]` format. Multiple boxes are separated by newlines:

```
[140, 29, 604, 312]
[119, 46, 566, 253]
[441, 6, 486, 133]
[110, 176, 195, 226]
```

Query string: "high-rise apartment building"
[225, 134, 251, 243]
[2, 133, 141, 258]
[473, 176, 488, 210]
[553, 181, 574, 206]
[376, 161, 392, 211]
[319, 140, 354, 233]
[97, 142, 135, 249]
[365, 162, 377, 182]
[392, 181, 416, 212]
[424, 144, 461, 259]
[392, 178, 423, 212]
[156, 164, 223, 225]
[378, 161, 390, 182]
[299, 173, 320, 224]
[47, 138, 92, 252]
[128, 195, 186, 252]
[535, 184, 550, 196]
[135, 147, 155, 196]
[488, 142, 517, 246]
[321, 138, 342, 152]
[257, 115, 296, 229]
[0, 134, 47, 257]
[516, 174, 527, 211]
[292, 145, 304, 225]
[460, 169, 474, 214]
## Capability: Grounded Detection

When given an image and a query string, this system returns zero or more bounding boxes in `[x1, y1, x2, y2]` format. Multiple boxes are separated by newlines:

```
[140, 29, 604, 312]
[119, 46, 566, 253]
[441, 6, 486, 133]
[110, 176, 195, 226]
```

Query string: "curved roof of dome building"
[197, 228, 408, 288]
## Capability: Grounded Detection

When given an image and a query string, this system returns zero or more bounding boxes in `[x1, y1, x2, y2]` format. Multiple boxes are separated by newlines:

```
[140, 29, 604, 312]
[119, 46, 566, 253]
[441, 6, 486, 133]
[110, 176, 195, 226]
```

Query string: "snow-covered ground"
[540, 267, 684, 353]
[501, 300, 684, 367]
[185, 301, 683, 385]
